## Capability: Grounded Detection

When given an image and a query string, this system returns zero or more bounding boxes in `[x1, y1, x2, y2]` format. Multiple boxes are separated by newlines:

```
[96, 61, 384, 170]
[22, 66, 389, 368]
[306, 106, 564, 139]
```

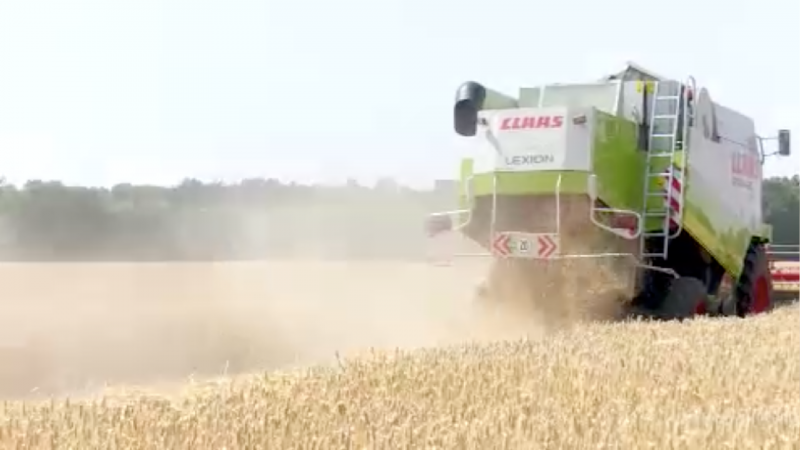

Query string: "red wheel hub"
[694, 300, 707, 315]
[751, 275, 770, 314]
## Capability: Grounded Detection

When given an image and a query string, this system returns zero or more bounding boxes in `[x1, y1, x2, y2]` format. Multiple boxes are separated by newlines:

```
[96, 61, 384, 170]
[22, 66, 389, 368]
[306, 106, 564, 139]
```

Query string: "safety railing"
[767, 244, 799, 293]
[766, 244, 800, 262]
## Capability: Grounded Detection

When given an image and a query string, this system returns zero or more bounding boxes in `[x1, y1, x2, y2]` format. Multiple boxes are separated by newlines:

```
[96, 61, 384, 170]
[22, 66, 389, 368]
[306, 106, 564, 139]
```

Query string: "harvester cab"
[427, 62, 793, 320]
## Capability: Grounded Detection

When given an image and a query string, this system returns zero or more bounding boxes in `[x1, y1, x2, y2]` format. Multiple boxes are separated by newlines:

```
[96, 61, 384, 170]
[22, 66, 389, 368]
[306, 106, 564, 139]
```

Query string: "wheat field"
[0, 261, 798, 449]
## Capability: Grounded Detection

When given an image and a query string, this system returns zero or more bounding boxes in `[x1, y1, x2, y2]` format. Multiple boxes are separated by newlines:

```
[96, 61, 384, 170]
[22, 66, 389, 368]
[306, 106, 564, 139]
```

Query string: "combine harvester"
[427, 62, 792, 320]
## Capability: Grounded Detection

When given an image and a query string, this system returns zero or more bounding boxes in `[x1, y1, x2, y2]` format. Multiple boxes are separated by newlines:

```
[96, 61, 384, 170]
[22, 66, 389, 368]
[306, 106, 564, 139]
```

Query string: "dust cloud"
[0, 258, 558, 400]
[0, 202, 634, 400]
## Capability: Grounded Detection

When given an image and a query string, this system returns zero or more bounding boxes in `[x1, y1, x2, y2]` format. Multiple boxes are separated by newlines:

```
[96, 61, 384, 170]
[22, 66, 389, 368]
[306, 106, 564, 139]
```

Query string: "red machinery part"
[771, 263, 800, 282]
[767, 244, 800, 280]
[766, 245, 799, 298]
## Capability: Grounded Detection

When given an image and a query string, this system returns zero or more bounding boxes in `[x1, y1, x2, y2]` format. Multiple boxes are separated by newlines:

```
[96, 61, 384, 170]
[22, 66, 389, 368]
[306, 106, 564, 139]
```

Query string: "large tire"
[735, 243, 774, 316]
[656, 276, 708, 320]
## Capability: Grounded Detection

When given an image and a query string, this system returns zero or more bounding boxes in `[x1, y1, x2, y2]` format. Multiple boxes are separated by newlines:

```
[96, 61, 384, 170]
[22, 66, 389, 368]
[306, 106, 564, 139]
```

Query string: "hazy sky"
[0, 0, 797, 187]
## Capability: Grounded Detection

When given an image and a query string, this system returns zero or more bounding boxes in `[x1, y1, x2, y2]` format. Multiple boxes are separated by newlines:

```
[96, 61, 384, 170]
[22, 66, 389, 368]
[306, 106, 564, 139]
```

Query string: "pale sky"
[0, 0, 797, 188]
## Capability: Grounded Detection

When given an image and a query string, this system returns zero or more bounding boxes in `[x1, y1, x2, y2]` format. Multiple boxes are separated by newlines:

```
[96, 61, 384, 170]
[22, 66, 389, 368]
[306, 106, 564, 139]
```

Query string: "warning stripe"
[660, 162, 683, 230]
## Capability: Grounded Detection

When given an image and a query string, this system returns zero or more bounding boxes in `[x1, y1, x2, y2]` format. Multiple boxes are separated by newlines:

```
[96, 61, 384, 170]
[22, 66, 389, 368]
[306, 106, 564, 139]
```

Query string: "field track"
[0, 261, 798, 449]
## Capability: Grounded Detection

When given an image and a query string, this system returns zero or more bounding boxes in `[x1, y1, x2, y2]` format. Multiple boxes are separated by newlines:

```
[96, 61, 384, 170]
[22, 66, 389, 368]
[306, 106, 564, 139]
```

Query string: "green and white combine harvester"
[426, 62, 793, 320]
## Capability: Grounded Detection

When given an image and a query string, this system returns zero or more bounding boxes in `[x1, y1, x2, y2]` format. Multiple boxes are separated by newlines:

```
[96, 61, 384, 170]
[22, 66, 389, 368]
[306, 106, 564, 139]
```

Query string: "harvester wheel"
[735, 243, 773, 316]
[657, 276, 708, 320]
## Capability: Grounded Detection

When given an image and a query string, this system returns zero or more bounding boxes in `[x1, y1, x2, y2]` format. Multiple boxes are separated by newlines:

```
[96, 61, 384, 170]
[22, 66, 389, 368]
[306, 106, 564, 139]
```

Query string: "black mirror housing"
[454, 82, 486, 137]
[778, 129, 791, 156]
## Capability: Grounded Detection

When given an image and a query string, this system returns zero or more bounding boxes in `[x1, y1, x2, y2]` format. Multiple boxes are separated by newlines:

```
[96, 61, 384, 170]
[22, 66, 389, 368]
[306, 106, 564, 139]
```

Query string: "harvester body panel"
[448, 67, 767, 279]
[459, 110, 643, 215]
[681, 95, 764, 277]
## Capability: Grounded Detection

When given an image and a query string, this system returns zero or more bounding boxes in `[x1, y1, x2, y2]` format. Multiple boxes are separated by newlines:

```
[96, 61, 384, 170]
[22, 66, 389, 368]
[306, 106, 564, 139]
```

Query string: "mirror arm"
[757, 136, 766, 164]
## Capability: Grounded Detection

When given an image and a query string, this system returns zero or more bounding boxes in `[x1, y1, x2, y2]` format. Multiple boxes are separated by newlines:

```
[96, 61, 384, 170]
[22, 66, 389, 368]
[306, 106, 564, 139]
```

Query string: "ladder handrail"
[666, 76, 696, 240]
[685, 76, 697, 126]
[640, 78, 693, 260]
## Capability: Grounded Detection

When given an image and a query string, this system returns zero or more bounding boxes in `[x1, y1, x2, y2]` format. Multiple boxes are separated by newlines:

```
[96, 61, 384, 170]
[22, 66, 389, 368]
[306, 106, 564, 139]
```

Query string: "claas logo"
[499, 115, 564, 130]
[731, 152, 759, 180]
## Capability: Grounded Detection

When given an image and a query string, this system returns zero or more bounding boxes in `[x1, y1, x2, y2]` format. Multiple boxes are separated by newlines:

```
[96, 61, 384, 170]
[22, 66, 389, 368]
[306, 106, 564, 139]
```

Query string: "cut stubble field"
[0, 261, 798, 449]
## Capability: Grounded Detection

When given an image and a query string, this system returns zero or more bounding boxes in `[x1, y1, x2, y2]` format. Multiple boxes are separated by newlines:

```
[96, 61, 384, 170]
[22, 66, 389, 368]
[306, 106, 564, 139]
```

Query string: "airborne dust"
[0, 206, 630, 399]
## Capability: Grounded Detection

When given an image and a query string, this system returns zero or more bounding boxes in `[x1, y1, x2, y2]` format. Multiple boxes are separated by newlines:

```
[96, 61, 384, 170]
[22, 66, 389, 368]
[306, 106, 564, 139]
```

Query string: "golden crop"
[1, 303, 797, 450]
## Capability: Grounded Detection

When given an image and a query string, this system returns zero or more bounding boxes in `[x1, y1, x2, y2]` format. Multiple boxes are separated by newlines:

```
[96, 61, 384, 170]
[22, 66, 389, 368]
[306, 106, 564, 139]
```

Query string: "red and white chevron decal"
[536, 234, 558, 258]
[491, 232, 560, 259]
[660, 162, 683, 229]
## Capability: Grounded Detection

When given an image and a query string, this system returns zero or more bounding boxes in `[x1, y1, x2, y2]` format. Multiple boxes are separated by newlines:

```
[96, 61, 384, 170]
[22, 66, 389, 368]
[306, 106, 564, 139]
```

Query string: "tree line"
[0, 176, 796, 261]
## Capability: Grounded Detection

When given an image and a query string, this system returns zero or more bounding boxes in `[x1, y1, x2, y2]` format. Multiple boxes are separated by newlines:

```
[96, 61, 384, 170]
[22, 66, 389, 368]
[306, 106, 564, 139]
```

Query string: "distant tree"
[763, 175, 799, 245]
[0, 174, 794, 261]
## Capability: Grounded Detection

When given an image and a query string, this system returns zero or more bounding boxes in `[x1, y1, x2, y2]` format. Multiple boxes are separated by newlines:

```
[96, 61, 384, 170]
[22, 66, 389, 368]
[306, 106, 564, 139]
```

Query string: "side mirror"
[453, 83, 519, 137]
[587, 174, 598, 201]
[454, 82, 487, 137]
[778, 129, 791, 156]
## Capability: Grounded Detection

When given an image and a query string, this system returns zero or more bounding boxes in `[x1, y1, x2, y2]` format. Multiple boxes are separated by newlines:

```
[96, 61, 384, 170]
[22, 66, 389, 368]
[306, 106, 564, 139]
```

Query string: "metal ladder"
[639, 80, 687, 260]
